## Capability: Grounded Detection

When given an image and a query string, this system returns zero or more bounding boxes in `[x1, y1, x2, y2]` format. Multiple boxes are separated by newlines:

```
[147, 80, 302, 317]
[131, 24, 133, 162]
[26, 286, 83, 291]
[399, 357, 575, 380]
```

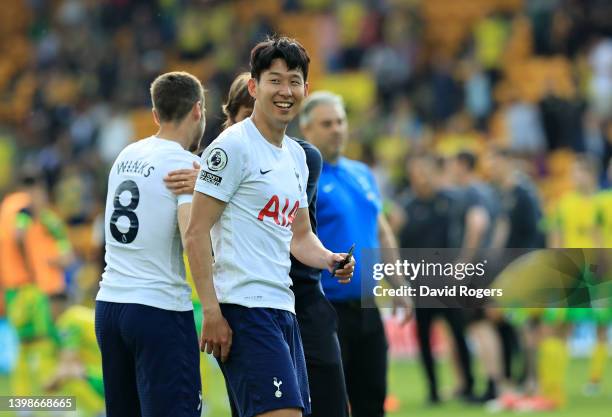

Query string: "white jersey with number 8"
[96, 136, 199, 312]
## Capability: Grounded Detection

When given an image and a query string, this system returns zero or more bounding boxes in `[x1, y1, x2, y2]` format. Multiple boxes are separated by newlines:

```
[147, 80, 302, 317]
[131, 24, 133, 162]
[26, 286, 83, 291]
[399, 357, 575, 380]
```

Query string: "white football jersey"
[97, 137, 199, 311]
[195, 118, 308, 313]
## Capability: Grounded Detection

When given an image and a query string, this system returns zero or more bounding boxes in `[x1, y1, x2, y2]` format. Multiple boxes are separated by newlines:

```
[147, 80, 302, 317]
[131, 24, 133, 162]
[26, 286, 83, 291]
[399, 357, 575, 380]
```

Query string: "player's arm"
[491, 215, 509, 249]
[183, 192, 232, 362]
[15, 209, 36, 280]
[459, 205, 490, 261]
[45, 350, 84, 391]
[377, 213, 413, 323]
[290, 208, 354, 281]
[45, 325, 84, 391]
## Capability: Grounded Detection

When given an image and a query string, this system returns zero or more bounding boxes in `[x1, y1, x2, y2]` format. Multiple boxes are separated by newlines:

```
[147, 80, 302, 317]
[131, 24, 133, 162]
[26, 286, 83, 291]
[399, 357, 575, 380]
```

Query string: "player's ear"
[193, 100, 203, 120]
[303, 81, 309, 98]
[152, 108, 161, 127]
[247, 77, 257, 99]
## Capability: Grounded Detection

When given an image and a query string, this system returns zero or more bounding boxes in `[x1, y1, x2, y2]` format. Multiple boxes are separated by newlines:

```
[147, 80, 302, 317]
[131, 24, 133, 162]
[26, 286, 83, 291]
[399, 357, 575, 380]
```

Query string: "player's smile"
[274, 101, 293, 109]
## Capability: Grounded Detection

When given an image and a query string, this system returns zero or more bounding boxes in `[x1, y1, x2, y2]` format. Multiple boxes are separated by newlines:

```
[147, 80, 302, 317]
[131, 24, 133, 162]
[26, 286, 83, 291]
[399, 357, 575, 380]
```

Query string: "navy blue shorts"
[95, 301, 202, 417]
[218, 304, 311, 417]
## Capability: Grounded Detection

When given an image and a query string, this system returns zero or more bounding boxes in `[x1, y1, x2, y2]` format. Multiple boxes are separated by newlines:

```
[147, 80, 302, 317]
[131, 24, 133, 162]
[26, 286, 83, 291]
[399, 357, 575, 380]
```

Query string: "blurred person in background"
[484, 148, 545, 394]
[504, 93, 547, 156]
[300, 90, 412, 417]
[15, 173, 75, 317]
[485, 148, 545, 250]
[2, 171, 72, 399]
[45, 294, 105, 417]
[548, 155, 609, 398]
[398, 152, 475, 405]
[449, 150, 505, 402]
[290, 93, 350, 417]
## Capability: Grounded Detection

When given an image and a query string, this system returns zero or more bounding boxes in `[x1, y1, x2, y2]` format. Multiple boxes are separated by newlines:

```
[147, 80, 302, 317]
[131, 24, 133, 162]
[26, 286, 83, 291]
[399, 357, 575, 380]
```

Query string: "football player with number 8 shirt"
[95, 72, 206, 417]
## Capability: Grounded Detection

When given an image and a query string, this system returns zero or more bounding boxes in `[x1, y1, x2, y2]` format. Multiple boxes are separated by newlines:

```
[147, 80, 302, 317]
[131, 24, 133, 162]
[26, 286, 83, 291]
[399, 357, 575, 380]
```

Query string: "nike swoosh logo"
[260, 169, 273, 175]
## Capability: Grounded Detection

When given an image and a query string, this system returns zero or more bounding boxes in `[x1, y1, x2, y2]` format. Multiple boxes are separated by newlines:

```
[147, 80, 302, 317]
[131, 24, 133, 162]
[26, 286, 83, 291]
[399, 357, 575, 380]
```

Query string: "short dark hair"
[456, 151, 477, 171]
[222, 72, 254, 129]
[150, 71, 204, 123]
[250, 36, 310, 81]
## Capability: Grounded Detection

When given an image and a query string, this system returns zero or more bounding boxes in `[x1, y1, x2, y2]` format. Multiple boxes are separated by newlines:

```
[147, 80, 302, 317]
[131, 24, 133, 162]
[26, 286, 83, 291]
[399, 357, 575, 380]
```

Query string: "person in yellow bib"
[45, 303, 105, 417]
[495, 156, 606, 409]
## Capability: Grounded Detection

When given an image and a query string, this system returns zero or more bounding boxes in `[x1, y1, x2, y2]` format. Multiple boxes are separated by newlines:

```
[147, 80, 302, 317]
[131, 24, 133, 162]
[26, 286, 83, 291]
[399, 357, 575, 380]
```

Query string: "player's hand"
[327, 253, 355, 284]
[200, 308, 233, 362]
[164, 161, 200, 195]
[392, 295, 414, 326]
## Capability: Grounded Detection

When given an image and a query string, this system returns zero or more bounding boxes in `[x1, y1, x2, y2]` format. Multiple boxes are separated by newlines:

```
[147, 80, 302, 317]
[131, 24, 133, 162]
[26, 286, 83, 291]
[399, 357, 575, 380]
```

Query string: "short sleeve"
[366, 166, 383, 213]
[195, 133, 246, 202]
[164, 151, 200, 206]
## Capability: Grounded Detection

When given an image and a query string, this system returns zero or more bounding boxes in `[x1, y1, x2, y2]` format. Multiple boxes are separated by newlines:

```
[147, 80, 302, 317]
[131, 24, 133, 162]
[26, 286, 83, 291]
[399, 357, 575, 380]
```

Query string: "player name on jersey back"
[97, 137, 199, 312]
[115, 159, 155, 177]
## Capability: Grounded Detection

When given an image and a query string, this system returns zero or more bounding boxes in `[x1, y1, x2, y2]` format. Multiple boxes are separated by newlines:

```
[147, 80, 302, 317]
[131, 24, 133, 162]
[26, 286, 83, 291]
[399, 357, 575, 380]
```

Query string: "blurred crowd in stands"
[1, 1, 612, 414]
[0, 0, 611, 325]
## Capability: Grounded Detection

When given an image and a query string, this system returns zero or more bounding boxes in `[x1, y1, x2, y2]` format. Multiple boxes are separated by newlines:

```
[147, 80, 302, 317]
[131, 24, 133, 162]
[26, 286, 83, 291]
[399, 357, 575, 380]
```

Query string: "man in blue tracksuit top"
[299, 91, 412, 417]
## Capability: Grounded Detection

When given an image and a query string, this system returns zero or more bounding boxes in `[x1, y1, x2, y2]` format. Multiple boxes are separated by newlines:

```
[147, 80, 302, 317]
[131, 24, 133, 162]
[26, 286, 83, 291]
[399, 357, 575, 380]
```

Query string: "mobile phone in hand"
[332, 244, 355, 277]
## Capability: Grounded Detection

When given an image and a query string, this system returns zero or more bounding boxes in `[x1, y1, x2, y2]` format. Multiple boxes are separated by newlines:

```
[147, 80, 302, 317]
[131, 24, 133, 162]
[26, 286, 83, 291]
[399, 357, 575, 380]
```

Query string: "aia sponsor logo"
[257, 195, 299, 227]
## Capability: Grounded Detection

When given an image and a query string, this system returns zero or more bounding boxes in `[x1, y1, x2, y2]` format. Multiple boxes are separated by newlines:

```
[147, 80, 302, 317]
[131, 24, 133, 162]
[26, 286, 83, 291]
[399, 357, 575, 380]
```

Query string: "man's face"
[251, 59, 307, 128]
[302, 103, 348, 163]
[448, 158, 467, 185]
[482, 152, 503, 183]
[408, 158, 433, 196]
[572, 162, 594, 190]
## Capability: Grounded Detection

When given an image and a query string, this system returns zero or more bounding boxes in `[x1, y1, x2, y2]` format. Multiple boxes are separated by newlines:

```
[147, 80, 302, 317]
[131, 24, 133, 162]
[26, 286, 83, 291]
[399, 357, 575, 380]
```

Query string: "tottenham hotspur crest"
[273, 377, 283, 398]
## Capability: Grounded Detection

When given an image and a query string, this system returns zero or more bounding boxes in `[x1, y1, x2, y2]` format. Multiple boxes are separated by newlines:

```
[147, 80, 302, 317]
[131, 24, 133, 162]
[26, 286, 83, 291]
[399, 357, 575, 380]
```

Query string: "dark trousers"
[333, 301, 387, 417]
[415, 308, 474, 400]
[294, 281, 349, 417]
[497, 319, 520, 381]
[95, 301, 201, 417]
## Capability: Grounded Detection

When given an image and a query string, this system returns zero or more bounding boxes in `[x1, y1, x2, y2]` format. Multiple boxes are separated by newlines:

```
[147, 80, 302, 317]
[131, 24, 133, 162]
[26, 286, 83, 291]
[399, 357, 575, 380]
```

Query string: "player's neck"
[155, 125, 190, 150]
[250, 111, 286, 147]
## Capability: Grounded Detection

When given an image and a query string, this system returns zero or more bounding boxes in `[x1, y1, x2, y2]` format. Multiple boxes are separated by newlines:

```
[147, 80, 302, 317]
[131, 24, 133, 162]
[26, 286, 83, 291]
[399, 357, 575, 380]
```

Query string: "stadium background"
[0, 0, 611, 416]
